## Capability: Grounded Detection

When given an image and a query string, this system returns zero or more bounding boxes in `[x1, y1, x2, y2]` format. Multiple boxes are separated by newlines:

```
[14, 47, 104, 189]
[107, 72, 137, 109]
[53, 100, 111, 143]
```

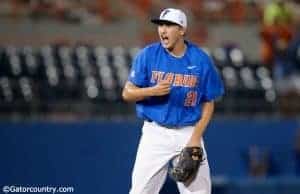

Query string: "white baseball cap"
[151, 8, 187, 28]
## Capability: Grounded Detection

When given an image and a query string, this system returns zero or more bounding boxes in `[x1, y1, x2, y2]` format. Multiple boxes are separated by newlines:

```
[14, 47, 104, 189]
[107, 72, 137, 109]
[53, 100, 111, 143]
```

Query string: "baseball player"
[122, 8, 224, 194]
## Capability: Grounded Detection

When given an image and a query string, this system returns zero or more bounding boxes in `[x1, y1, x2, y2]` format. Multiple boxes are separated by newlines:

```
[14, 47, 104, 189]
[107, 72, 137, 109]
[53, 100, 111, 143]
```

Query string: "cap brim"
[151, 19, 180, 26]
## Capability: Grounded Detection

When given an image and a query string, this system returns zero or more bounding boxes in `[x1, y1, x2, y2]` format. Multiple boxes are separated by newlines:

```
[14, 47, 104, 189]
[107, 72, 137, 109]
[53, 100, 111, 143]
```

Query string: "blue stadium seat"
[18, 76, 34, 102]
[229, 47, 245, 68]
[239, 67, 257, 89]
[22, 46, 39, 78]
[111, 46, 129, 89]
[213, 47, 228, 67]
[0, 76, 13, 103]
[221, 66, 238, 89]
[6, 46, 23, 78]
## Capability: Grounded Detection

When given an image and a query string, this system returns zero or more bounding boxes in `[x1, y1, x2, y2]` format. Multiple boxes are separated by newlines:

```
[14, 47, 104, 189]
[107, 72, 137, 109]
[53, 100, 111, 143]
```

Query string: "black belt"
[145, 119, 183, 129]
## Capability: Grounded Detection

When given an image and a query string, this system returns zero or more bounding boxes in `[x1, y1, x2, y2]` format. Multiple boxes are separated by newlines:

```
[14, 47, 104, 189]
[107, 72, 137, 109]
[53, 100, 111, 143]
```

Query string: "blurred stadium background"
[0, 0, 300, 194]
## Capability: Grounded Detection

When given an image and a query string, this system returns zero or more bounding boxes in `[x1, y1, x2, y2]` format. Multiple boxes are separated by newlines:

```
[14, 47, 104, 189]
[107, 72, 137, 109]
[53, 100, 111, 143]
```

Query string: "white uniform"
[129, 121, 211, 194]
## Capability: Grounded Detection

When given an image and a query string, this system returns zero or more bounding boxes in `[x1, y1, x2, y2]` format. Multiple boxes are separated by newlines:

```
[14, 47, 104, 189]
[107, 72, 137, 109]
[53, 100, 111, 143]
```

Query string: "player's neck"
[167, 40, 186, 58]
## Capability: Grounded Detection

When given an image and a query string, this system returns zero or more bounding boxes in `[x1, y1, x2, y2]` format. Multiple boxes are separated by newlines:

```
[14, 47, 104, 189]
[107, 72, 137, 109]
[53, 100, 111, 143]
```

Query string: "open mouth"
[161, 35, 169, 45]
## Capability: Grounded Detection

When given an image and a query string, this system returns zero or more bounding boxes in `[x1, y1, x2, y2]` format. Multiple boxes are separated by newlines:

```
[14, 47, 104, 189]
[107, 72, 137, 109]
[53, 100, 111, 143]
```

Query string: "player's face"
[158, 23, 185, 51]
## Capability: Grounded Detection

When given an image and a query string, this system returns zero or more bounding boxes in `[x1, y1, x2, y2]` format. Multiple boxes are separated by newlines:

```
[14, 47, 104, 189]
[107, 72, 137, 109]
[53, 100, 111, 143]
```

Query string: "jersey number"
[184, 91, 197, 107]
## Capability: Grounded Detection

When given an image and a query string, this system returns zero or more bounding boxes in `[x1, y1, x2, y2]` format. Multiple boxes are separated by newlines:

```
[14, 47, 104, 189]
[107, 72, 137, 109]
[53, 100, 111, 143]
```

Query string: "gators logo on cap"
[161, 9, 170, 18]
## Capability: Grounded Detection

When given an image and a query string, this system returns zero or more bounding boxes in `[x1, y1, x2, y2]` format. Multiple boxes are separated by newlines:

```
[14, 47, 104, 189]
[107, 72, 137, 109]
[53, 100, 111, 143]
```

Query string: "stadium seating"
[0, 44, 279, 116]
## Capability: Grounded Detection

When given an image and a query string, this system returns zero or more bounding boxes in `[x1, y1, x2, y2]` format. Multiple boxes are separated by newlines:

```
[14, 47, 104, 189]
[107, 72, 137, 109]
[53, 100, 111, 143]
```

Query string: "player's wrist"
[143, 87, 155, 97]
[186, 140, 201, 147]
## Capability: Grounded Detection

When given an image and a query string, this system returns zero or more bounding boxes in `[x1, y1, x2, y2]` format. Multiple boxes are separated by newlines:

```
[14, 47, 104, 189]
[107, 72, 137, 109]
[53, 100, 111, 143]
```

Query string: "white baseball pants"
[129, 121, 211, 194]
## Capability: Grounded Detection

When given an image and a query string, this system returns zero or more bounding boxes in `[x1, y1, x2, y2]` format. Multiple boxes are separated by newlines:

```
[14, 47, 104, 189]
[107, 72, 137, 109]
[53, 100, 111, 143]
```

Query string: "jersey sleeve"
[128, 49, 148, 87]
[201, 58, 225, 102]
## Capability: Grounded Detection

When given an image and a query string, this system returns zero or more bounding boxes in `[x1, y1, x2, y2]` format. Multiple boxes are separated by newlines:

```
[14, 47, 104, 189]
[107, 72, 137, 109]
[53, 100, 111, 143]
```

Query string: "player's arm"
[186, 101, 214, 147]
[122, 80, 171, 102]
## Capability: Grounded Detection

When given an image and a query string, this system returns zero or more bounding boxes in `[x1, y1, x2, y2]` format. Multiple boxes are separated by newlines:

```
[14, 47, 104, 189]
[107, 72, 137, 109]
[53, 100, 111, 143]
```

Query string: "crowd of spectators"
[257, 0, 300, 115]
[0, 0, 105, 24]
[0, 1, 299, 27]
[0, 0, 265, 24]
[1, 1, 298, 46]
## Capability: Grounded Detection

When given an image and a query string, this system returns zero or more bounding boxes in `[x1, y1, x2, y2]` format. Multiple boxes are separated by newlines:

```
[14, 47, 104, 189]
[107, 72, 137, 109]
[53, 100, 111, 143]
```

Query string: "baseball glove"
[169, 146, 204, 182]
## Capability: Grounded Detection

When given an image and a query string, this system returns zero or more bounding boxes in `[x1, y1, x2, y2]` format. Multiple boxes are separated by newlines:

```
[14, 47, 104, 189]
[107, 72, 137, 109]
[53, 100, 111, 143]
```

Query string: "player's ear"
[179, 27, 186, 36]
